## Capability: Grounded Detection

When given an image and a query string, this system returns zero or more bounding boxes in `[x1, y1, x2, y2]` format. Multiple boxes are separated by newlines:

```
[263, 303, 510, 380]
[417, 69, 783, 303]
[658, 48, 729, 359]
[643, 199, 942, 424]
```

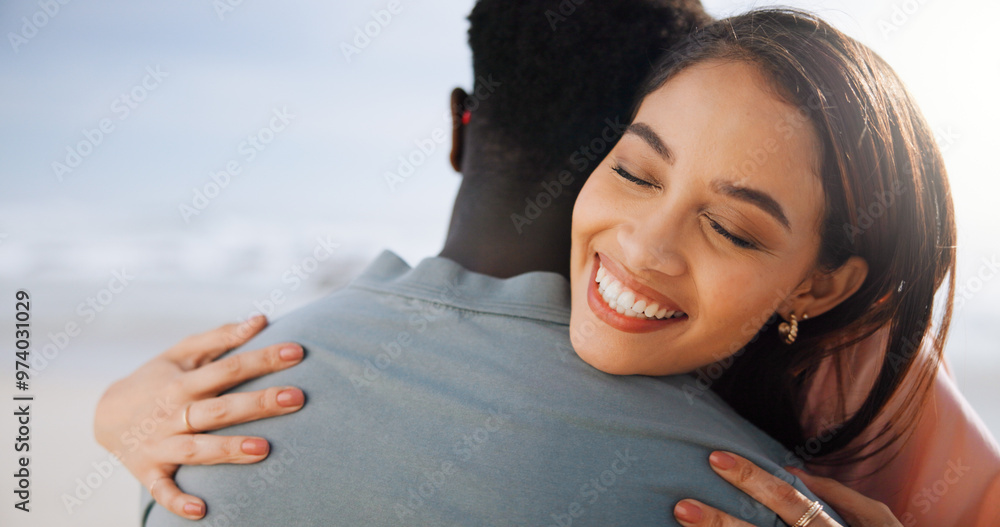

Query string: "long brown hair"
[634, 9, 956, 464]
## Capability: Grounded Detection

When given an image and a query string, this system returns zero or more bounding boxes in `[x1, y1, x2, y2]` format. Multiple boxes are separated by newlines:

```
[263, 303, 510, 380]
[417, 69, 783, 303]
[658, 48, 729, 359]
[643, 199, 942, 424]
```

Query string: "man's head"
[451, 0, 712, 189]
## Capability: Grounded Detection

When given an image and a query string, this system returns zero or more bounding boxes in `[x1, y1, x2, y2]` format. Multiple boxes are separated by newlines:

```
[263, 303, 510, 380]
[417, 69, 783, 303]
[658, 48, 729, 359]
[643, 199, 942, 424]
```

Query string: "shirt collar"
[351, 250, 571, 325]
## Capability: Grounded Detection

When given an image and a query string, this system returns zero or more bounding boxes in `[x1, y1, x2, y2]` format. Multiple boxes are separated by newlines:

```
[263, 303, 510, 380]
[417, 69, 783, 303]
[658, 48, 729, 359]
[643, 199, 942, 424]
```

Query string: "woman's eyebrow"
[625, 122, 673, 163]
[711, 179, 791, 231]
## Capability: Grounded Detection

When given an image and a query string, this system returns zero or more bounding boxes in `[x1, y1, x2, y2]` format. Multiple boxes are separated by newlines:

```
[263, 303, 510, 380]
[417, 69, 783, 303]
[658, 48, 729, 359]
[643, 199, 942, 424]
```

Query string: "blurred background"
[0, 0, 997, 525]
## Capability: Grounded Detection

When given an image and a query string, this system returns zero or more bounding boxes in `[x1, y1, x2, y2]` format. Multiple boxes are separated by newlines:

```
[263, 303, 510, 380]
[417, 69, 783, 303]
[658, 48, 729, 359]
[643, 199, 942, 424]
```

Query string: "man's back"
[142, 251, 836, 526]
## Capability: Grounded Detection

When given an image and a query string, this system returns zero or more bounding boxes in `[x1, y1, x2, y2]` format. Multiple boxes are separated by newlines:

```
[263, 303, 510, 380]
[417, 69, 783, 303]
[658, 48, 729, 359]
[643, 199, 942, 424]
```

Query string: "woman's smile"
[587, 252, 689, 333]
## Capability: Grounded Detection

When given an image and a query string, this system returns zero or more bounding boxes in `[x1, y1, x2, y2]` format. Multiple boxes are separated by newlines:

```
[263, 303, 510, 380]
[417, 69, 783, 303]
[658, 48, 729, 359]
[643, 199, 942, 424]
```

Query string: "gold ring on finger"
[182, 403, 199, 433]
[793, 500, 823, 527]
[149, 477, 164, 496]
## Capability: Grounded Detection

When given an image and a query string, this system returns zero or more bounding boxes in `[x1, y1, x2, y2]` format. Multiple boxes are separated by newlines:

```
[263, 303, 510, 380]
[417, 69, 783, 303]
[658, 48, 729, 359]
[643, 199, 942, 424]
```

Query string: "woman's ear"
[790, 256, 869, 319]
[449, 87, 468, 172]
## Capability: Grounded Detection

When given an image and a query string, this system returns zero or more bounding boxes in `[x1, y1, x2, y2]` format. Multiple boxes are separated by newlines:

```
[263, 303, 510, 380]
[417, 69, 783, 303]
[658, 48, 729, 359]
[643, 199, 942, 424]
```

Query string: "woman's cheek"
[571, 180, 607, 234]
[703, 272, 773, 340]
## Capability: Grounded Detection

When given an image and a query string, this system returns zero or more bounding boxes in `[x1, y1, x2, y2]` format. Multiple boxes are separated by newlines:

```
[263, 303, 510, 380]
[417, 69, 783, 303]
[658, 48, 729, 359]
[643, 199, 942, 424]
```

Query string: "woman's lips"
[586, 253, 688, 334]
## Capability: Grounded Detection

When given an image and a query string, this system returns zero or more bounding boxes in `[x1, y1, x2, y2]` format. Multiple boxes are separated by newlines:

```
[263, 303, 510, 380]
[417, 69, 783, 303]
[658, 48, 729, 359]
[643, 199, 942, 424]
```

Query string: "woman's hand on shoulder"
[673, 451, 902, 527]
[93, 316, 306, 520]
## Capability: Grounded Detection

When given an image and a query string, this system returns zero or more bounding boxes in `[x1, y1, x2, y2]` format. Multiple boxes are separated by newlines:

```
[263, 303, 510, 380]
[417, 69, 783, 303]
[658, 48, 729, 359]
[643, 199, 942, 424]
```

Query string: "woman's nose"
[616, 218, 688, 277]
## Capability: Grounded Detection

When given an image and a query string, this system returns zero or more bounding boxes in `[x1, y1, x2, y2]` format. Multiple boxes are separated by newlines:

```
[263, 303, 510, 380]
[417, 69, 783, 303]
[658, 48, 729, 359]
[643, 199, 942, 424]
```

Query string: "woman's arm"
[685, 333, 1000, 527]
[798, 339, 1000, 526]
[93, 316, 306, 520]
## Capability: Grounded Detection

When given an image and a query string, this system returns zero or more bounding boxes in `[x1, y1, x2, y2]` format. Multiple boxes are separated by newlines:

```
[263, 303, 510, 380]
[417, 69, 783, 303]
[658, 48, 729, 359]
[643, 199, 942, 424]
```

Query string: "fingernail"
[276, 388, 304, 407]
[279, 345, 302, 361]
[674, 500, 702, 524]
[249, 314, 266, 325]
[184, 502, 205, 516]
[241, 438, 269, 455]
[709, 451, 736, 470]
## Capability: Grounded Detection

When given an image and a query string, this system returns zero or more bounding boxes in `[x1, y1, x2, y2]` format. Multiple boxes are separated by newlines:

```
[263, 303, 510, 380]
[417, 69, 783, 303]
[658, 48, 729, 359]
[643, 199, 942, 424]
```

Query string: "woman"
[564, 9, 999, 526]
[95, 9, 999, 526]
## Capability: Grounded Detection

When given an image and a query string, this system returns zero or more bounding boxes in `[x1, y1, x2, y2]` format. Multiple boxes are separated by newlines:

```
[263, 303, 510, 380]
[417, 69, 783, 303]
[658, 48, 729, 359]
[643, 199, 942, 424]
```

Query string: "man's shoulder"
[140, 253, 816, 526]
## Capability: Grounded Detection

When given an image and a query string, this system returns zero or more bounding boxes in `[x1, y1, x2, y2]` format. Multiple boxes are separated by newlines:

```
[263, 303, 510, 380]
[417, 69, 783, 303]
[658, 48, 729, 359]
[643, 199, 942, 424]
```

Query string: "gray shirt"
[142, 250, 841, 526]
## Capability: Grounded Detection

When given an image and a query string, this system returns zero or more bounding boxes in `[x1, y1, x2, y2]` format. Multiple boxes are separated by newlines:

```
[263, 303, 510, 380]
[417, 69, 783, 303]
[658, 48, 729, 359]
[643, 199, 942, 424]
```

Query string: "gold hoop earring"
[778, 313, 799, 345]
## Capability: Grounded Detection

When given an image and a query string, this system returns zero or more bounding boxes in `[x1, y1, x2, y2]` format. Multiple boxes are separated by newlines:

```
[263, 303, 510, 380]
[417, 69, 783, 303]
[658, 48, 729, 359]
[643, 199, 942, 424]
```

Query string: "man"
[137, 1, 841, 525]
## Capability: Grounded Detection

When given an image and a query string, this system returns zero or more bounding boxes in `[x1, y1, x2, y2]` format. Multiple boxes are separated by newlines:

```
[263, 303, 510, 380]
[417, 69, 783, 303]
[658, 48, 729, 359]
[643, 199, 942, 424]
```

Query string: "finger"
[147, 473, 206, 520]
[180, 343, 304, 397]
[183, 387, 305, 433]
[709, 451, 838, 526]
[674, 499, 755, 527]
[156, 433, 272, 466]
[788, 467, 899, 526]
[163, 316, 269, 370]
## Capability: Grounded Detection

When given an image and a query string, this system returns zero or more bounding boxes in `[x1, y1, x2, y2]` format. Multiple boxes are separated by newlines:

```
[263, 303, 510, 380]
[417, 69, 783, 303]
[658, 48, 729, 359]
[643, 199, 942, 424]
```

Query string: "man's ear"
[449, 87, 468, 172]
[787, 256, 869, 319]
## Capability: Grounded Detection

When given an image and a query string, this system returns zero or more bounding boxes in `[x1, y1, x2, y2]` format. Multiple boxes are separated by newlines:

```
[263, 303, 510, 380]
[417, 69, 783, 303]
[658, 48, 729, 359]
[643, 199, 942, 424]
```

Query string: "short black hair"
[466, 0, 711, 179]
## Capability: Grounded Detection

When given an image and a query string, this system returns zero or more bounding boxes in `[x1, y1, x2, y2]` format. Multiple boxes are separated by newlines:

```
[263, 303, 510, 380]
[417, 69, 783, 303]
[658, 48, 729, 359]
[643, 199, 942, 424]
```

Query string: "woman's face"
[569, 59, 826, 376]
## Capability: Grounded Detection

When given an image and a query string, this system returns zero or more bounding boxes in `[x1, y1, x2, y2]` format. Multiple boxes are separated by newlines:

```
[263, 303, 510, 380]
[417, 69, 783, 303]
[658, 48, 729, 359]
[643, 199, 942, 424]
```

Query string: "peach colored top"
[802, 328, 1000, 527]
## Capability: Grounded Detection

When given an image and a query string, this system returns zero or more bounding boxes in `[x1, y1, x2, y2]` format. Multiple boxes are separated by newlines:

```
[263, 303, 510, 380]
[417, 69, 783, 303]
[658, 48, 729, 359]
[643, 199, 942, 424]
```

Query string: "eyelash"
[707, 218, 757, 250]
[611, 164, 758, 251]
[612, 165, 656, 187]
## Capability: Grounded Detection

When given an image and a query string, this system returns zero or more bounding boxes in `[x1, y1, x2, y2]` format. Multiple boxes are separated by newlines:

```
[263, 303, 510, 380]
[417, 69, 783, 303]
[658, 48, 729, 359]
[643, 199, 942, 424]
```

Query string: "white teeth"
[616, 291, 635, 309]
[605, 281, 623, 300]
[595, 262, 686, 321]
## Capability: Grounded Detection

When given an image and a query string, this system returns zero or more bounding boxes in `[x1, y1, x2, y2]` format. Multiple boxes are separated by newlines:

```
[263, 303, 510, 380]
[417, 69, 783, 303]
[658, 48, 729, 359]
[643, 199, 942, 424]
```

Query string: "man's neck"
[438, 174, 577, 279]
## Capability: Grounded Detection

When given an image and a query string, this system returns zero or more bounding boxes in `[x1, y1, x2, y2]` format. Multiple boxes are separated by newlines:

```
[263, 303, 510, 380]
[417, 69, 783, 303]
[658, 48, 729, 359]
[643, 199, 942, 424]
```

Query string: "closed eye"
[707, 218, 757, 250]
[612, 165, 656, 188]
